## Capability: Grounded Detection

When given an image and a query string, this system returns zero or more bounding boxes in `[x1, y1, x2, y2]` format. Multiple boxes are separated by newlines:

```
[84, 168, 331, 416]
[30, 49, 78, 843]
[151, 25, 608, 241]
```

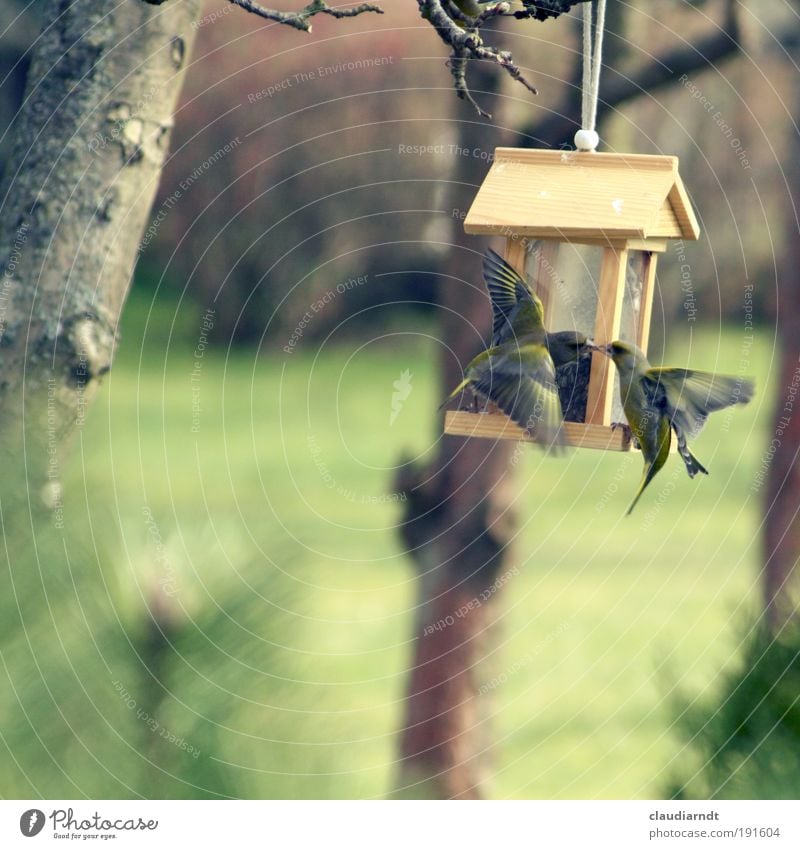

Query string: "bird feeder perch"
[444, 147, 700, 451]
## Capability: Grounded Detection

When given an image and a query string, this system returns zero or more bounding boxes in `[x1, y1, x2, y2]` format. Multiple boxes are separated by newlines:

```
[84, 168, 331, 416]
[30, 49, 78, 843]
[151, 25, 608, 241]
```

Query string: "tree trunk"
[394, 284, 517, 796]
[763, 83, 800, 631]
[391, 4, 752, 797]
[0, 0, 200, 482]
[393, 57, 523, 797]
[390, 7, 598, 796]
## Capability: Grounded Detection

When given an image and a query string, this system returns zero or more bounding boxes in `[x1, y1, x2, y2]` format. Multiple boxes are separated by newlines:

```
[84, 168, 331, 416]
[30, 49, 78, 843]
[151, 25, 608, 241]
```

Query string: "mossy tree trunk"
[0, 0, 200, 486]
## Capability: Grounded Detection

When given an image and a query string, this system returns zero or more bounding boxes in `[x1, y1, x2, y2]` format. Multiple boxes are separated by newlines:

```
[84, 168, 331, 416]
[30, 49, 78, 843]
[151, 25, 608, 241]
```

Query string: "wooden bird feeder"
[444, 147, 701, 451]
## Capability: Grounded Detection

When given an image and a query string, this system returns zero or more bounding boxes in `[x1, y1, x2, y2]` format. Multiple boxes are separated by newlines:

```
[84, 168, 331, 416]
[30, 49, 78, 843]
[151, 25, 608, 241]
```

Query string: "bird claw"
[611, 421, 633, 443]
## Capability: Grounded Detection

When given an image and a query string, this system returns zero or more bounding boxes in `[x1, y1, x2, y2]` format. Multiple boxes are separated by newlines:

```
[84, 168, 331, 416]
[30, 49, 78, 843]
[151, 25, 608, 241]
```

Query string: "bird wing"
[642, 368, 755, 438]
[483, 248, 535, 346]
[470, 342, 564, 447]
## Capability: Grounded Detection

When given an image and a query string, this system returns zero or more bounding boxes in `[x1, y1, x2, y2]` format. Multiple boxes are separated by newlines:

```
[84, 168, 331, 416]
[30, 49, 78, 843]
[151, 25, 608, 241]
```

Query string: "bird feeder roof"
[464, 148, 700, 242]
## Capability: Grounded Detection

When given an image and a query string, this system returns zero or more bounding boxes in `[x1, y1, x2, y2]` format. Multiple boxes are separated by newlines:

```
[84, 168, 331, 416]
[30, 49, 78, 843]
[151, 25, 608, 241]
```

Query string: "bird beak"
[589, 341, 615, 357]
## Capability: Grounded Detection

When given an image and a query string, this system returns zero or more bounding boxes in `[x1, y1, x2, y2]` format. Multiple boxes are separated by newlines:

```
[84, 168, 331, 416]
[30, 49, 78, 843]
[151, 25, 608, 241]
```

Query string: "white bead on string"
[574, 129, 600, 152]
[574, 0, 607, 153]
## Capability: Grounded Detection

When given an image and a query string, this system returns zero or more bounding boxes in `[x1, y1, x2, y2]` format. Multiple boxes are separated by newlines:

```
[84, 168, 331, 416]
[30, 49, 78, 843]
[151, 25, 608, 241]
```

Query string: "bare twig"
[444, 0, 472, 26]
[520, 4, 743, 146]
[230, 0, 383, 33]
[473, 3, 511, 29]
[420, 0, 526, 118]
[226, 0, 589, 116]
[418, 0, 590, 118]
[448, 52, 492, 118]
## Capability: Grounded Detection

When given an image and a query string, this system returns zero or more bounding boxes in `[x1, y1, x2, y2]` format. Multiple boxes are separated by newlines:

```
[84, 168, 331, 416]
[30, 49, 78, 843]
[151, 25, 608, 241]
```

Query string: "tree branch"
[229, 0, 383, 33]
[417, 0, 591, 118]
[521, 7, 743, 146]
[218, 0, 590, 117]
[420, 0, 543, 118]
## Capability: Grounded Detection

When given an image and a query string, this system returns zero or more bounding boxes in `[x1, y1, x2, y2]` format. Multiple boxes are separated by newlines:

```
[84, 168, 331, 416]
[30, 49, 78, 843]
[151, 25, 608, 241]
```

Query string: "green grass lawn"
[0, 315, 776, 799]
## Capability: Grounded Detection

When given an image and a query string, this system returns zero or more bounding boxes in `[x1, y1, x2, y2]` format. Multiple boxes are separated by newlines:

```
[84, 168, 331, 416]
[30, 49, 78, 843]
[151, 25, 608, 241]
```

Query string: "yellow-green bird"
[440, 340, 564, 445]
[593, 340, 755, 515]
[483, 249, 593, 420]
[483, 248, 592, 365]
[452, 0, 486, 17]
[439, 250, 590, 447]
[451, 0, 509, 21]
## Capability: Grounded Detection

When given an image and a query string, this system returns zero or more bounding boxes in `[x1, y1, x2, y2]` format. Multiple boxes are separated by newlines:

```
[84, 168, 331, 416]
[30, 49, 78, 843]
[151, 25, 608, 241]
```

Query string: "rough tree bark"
[0, 0, 201, 484]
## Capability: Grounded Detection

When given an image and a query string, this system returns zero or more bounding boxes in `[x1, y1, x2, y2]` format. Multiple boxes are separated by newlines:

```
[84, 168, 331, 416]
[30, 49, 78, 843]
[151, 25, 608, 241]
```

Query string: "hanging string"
[575, 0, 607, 152]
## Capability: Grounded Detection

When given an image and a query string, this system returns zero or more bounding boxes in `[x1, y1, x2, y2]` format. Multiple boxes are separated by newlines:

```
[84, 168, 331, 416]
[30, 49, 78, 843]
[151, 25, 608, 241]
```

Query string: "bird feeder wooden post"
[444, 148, 700, 451]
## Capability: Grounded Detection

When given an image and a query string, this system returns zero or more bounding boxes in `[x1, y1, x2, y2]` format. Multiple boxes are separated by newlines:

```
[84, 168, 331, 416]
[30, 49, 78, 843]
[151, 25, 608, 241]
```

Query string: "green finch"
[439, 250, 591, 446]
[483, 248, 593, 421]
[483, 247, 544, 345]
[450, 0, 508, 22]
[593, 340, 755, 515]
[483, 249, 592, 362]
[439, 341, 564, 445]
[452, 0, 487, 17]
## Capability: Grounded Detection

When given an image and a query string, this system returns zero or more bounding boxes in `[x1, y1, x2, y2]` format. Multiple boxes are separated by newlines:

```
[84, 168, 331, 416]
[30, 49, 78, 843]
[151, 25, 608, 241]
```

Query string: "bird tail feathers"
[676, 432, 708, 479]
[626, 462, 661, 516]
[437, 378, 471, 412]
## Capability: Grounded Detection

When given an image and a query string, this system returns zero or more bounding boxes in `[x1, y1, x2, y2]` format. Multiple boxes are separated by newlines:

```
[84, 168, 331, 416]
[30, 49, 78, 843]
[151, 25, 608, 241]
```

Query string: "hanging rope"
[575, 0, 607, 152]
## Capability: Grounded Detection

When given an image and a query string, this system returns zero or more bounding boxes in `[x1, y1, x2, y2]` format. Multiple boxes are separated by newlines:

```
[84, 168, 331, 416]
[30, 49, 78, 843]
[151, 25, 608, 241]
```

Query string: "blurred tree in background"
[130, 0, 795, 346]
[1, 0, 794, 351]
[2, 0, 800, 803]
[139, 2, 447, 344]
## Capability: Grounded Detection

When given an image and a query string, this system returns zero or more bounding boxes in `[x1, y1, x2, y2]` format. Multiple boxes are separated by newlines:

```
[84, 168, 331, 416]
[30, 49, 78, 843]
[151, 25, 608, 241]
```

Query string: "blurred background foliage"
[1, 0, 798, 798]
[669, 623, 800, 800]
[0, 326, 782, 798]
[2, 0, 789, 347]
